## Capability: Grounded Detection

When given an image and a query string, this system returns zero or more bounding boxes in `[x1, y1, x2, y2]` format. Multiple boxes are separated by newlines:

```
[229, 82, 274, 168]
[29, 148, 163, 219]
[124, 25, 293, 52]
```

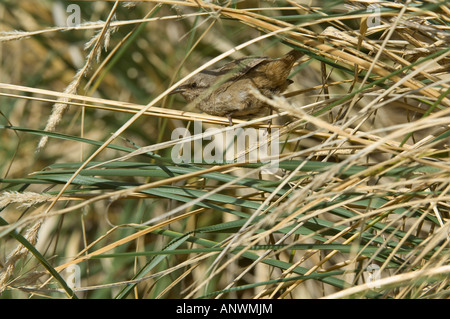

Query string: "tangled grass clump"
[0, 0, 449, 299]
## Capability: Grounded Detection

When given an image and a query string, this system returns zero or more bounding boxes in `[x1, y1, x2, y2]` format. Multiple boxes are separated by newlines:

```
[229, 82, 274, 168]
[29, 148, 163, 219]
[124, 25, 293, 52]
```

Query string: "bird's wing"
[215, 56, 268, 77]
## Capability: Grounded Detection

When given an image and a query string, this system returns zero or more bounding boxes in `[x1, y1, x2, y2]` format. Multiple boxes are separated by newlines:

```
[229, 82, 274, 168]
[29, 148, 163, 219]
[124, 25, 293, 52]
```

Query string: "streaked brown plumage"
[171, 49, 303, 125]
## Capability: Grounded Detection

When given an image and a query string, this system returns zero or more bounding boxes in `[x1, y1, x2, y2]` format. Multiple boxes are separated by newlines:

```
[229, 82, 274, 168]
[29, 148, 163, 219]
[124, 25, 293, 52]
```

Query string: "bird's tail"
[284, 49, 304, 65]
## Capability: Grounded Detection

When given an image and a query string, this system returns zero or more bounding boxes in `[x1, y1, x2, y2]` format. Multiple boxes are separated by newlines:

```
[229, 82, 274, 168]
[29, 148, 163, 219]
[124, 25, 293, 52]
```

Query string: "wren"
[171, 49, 303, 125]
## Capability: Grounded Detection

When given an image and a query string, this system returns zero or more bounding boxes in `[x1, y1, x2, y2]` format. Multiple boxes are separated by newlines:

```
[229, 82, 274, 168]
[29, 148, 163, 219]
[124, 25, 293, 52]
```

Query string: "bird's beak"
[169, 85, 185, 95]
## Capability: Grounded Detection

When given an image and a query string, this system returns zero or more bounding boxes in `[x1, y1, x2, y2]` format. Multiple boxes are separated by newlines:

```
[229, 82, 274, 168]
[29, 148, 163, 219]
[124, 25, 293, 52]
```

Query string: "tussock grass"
[0, 0, 449, 299]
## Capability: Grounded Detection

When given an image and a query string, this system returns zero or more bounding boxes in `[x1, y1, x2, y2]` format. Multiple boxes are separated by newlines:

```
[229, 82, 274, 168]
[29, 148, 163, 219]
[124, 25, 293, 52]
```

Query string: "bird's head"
[170, 72, 216, 102]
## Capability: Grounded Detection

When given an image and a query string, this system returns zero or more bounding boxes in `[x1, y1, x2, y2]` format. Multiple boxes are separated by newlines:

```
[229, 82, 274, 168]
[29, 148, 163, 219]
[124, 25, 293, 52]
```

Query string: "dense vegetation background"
[0, 0, 449, 299]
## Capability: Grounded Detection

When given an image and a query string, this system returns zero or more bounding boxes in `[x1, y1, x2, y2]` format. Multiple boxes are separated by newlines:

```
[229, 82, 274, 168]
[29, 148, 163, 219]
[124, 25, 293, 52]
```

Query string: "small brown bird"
[171, 49, 303, 125]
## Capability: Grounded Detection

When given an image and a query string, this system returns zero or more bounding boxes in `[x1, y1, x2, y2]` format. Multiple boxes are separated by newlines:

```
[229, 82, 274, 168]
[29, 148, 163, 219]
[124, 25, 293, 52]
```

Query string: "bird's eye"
[190, 82, 197, 88]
